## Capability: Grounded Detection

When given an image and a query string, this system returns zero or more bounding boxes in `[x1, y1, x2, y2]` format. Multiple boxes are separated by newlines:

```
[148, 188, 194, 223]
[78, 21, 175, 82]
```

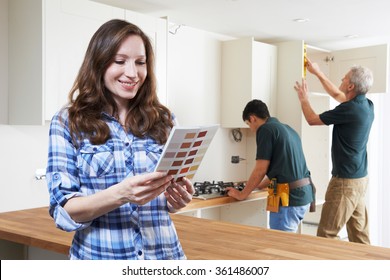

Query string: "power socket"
[231, 156, 240, 164]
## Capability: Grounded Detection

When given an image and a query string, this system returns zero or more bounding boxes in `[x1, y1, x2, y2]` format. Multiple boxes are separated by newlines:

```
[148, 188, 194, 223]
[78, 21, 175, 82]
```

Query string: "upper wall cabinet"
[8, 0, 124, 125]
[221, 37, 277, 128]
[44, 0, 126, 124]
[276, 40, 388, 135]
[330, 44, 388, 94]
[7, 0, 168, 125]
[125, 10, 168, 105]
[307, 44, 388, 95]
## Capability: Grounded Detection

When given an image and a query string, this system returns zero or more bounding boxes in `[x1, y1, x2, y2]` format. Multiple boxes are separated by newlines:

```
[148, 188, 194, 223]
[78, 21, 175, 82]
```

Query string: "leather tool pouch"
[266, 192, 280, 213]
[266, 179, 280, 213]
[277, 183, 289, 207]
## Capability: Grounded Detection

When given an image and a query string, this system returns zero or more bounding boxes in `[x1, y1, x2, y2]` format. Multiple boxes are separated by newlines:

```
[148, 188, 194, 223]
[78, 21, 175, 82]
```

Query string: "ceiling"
[95, 0, 390, 50]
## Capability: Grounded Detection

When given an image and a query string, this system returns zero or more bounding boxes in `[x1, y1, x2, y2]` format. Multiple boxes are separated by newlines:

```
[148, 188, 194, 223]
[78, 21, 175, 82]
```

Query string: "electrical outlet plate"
[231, 156, 240, 164]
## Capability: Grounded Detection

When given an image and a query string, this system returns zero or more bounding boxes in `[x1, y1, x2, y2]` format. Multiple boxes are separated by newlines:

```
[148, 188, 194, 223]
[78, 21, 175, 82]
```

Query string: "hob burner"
[193, 181, 246, 200]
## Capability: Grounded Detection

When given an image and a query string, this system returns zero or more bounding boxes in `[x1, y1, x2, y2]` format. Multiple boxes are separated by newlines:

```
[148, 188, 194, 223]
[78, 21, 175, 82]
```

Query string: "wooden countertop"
[0, 207, 389, 259]
[178, 190, 268, 212]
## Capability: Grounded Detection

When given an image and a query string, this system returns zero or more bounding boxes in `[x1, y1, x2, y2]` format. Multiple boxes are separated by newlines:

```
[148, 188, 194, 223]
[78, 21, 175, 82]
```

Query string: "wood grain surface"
[0, 207, 389, 259]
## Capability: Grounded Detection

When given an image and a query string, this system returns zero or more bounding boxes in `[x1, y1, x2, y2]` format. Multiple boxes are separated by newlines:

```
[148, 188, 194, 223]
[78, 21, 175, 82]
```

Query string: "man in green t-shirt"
[226, 99, 315, 232]
[294, 58, 374, 244]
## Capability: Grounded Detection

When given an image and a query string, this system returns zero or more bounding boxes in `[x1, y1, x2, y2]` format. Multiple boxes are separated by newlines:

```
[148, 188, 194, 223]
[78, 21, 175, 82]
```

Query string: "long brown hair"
[67, 19, 173, 145]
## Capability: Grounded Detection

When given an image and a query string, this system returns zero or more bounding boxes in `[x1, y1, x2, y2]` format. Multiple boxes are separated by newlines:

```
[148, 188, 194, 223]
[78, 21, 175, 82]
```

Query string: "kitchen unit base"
[179, 191, 268, 228]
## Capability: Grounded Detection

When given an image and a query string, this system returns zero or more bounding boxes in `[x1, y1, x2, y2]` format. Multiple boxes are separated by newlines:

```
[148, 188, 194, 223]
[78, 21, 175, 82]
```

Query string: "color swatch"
[154, 125, 219, 182]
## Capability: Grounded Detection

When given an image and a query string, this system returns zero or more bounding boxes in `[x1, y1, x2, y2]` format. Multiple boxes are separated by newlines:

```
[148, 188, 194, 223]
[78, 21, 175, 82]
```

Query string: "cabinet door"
[276, 40, 331, 203]
[301, 94, 332, 200]
[252, 42, 278, 117]
[221, 38, 253, 128]
[330, 44, 388, 94]
[44, 0, 124, 122]
[306, 46, 331, 94]
[125, 10, 168, 105]
[221, 38, 276, 128]
[8, 0, 43, 125]
[275, 40, 304, 134]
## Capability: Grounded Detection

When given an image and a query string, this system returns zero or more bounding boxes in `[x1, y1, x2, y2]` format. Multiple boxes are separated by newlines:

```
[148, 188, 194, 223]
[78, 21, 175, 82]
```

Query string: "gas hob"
[193, 181, 246, 200]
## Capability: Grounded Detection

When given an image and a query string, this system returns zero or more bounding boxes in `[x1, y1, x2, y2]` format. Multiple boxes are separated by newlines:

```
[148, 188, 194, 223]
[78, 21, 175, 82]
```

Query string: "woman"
[46, 19, 194, 259]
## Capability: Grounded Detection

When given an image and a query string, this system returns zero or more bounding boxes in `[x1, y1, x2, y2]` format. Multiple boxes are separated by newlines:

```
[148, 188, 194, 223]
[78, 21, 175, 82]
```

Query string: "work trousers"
[317, 176, 370, 244]
[269, 204, 310, 232]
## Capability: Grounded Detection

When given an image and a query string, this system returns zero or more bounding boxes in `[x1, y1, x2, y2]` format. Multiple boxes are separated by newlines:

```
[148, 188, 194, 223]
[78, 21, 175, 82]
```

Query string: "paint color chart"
[155, 125, 219, 182]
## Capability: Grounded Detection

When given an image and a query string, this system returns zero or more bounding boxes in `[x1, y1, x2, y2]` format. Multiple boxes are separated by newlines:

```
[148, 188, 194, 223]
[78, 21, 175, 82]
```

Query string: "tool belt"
[266, 178, 316, 213]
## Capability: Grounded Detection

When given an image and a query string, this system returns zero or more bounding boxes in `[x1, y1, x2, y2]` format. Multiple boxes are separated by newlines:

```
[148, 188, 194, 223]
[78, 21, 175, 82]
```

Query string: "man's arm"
[294, 79, 325, 126]
[306, 58, 347, 103]
[227, 159, 270, 200]
[257, 175, 270, 190]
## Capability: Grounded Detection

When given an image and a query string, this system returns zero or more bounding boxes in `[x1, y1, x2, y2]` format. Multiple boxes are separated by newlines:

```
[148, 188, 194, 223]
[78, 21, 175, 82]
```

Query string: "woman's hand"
[164, 177, 195, 213]
[64, 172, 173, 222]
[119, 172, 173, 205]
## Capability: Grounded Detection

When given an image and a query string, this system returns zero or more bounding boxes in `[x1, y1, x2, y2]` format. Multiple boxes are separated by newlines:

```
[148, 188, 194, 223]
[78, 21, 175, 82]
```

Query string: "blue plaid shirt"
[46, 108, 185, 260]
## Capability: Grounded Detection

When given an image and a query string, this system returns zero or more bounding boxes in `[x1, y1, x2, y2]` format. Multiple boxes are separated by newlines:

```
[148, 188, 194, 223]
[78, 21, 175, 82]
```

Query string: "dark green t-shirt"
[319, 95, 374, 178]
[256, 117, 313, 206]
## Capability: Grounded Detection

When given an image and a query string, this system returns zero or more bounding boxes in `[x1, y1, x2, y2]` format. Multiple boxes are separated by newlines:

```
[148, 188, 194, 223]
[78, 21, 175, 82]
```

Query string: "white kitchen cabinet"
[330, 44, 388, 94]
[178, 198, 268, 228]
[305, 45, 332, 94]
[6, 0, 168, 125]
[221, 37, 277, 128]
[8, 0, 124, 125]
[307, 44, 388, 95]
[125, 10, 168, 105]
[44, 0, 125, 123]
[276, 41, 388, 134]
[7, 0, 44, 125]
[0, 1, 8, 124]
[274, 41, 332, 202]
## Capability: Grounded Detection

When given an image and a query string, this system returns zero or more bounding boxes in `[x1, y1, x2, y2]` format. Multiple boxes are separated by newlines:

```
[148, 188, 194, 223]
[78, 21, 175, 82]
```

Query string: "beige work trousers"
[317, 176, 370, 244]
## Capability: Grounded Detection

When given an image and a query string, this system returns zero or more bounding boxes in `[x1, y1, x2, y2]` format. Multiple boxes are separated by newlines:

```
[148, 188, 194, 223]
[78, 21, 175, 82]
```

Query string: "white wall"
[0, 124, 50, 212]
[367, 91, 390, 248]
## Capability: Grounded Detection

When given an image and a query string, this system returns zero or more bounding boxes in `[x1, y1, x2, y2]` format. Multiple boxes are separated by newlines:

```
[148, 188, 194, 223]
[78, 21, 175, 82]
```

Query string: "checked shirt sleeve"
[46, 110, 91, 232]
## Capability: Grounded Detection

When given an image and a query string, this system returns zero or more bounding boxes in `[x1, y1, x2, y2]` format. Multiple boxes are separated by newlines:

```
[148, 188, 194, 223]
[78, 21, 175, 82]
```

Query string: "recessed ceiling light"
[293, 18, 310, 23]
[345, 34, 359, 39]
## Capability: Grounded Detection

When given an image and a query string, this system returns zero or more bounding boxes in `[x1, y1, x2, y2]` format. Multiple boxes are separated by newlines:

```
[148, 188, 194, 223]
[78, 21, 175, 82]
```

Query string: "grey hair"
[349, 66, 373, 94]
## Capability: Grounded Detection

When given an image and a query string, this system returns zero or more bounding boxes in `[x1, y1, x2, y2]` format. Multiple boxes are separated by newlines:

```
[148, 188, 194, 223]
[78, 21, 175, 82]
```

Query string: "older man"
[294, 58, 374, 244]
